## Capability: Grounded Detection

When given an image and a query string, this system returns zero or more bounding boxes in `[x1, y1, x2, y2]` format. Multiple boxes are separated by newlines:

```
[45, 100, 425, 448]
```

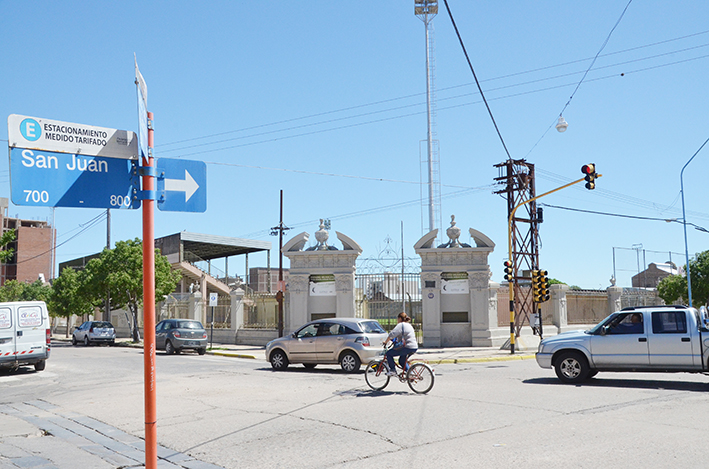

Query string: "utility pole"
[105, 208, 111, 322]
[270, 190, 290, 337]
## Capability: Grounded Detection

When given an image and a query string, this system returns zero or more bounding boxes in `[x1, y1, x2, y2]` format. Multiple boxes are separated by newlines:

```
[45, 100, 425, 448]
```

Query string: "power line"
[15, 212, 107, 266]
[237, 184, 495, 239]
[539, 202, 704, 225]
[526, 0, 633, 156]
[158, 28, 709, 150]
[442, 0, 511, 159]
[166, 52, 709, 160]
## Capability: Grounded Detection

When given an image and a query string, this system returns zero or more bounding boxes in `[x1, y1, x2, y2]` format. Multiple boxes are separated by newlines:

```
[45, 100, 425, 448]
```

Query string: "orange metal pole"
[143, 111, 157, 469]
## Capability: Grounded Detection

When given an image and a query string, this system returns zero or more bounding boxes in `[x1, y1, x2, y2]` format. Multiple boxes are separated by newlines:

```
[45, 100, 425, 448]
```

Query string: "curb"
[209, 351, 258, 359]
[425, 354, 536, 365]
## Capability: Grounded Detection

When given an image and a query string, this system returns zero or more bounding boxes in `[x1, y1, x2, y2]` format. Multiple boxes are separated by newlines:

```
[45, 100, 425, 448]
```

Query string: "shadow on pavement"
[524, 376, 709, 392]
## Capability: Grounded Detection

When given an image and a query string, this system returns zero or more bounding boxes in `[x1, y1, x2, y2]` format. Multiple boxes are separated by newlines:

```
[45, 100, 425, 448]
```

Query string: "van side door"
[0, 306, 15, 365]
[15, 304, 45, 358]
[648, 311, 698, 368]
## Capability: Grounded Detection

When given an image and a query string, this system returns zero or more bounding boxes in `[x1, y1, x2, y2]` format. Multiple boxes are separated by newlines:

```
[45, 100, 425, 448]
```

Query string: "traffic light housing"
[503, 260, 513, 282]
[532, 269, 550, 303]
[581, 163, 597, 190]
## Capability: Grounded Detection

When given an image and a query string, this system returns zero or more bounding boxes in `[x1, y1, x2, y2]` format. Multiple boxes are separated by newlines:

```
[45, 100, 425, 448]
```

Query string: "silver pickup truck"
[536, 305, 709, 383]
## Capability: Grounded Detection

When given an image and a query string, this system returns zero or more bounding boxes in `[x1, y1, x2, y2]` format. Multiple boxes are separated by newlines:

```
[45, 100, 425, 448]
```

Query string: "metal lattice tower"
[415, 0, 442, 238]
[494, 159, 540, 335]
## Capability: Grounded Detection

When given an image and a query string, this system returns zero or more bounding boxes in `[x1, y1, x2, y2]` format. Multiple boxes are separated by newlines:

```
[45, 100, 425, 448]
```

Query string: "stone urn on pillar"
[282, 220, 362, 333]
[415, 215, 506, 347]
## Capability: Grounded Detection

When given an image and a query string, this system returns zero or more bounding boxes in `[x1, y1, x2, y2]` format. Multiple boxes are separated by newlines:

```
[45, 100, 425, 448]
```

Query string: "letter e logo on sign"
[20, 118, 41, 141]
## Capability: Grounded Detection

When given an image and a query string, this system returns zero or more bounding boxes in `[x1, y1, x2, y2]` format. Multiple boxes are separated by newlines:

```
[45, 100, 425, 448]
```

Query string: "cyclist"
[383, 312, 418, 376]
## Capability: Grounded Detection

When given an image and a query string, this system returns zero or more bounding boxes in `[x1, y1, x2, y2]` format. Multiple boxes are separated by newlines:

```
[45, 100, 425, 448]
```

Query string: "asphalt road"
[3, 343, 709, 468]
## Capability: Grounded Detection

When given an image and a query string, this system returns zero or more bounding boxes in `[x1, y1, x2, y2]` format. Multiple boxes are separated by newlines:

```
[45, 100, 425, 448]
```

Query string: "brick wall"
[15, 224, 54, 283]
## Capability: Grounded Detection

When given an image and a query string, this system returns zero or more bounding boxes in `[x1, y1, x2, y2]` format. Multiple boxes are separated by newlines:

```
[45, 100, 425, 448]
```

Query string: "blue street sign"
[9, 147, 140, 209]
[156, 158, 206, 212]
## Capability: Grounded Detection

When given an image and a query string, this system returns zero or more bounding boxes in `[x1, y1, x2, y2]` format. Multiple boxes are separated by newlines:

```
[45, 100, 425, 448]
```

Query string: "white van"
[0, 301, 51, 372]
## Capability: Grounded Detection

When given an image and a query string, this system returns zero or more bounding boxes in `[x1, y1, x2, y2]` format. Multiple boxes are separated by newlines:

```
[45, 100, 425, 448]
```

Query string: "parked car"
[265, 318, 388, 372]
[72, 321, 116, 346]
[156, 319, 208, 355]
[536, 305, 709, 384]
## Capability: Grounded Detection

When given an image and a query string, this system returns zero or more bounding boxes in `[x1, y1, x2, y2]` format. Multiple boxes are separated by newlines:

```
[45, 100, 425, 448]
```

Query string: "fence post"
[189, 291, 202, 322]
[231, 288, 245, 332]
[607, 286, 623, 314]
[550, 284, 569, 331]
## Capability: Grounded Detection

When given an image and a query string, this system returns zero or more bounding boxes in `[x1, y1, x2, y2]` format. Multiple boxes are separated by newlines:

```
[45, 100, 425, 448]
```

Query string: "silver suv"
[266, 318, 388, 372]
[72, 321, 116, 346]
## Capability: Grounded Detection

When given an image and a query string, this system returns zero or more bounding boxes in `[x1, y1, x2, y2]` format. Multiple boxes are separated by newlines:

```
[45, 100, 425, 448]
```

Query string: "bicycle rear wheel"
[365, 360, 390, 391]
[407, 363, 434, 394]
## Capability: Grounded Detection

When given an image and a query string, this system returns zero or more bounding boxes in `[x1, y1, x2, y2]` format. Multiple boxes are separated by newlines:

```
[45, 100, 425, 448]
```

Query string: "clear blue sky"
[2, 1, 708, 289]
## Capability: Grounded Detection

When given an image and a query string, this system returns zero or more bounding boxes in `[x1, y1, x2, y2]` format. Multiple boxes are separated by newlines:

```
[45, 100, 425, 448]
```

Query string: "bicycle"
[364, 345, 435, 394]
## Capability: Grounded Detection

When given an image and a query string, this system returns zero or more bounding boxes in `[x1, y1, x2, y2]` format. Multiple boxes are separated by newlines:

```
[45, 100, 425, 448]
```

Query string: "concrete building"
[632, 262, 680, 288]
[248, 267, 289, 293]
[0, 198, 55, 286]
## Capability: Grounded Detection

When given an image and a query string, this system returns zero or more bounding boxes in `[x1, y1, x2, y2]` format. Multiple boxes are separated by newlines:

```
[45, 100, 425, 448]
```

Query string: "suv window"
[652, 312, 687, 334]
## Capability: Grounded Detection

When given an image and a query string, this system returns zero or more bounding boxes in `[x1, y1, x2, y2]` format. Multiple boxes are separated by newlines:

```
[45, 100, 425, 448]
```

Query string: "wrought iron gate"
[355, 237, 422, 342]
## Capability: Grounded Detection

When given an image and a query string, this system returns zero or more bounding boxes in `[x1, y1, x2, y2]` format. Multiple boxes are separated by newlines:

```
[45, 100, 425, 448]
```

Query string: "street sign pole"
[142, 111, 157, 469]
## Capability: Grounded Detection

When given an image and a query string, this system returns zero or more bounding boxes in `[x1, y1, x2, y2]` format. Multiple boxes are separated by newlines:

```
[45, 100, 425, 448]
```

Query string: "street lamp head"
[555, 116, 568, 133]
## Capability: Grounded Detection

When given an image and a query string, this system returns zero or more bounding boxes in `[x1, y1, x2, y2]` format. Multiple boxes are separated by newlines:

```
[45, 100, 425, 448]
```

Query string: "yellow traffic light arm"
[506, 172, 602, 353]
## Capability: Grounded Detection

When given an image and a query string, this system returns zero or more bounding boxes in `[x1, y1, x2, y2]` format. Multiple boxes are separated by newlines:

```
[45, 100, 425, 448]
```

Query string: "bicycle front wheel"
[407, 363, 434, 394]
[365, 359, 390, 391]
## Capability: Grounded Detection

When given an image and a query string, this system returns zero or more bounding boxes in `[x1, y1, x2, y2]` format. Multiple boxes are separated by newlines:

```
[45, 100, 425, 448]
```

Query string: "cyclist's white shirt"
[388, 322, 418, 349]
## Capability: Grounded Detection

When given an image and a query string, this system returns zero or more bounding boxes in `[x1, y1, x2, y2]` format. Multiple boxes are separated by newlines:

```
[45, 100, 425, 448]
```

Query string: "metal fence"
[243, 293, 278, 329]
[355, 272, 423, 343]
[621, 288, 662, 309]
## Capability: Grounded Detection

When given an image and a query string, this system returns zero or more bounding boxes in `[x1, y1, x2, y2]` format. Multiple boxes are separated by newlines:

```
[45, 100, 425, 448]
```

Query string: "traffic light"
[532, 269, 550, 303]
[531, 269, 541, 300]
[581, 163, 597, 190]
[503, 260, 514, 282]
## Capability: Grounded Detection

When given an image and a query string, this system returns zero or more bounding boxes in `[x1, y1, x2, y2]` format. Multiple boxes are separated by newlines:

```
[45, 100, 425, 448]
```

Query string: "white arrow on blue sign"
[156, 158, 207, 212]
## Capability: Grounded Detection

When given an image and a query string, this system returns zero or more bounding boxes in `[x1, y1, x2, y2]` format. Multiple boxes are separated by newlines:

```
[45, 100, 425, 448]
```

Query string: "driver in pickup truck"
[615, 313, 643, 333]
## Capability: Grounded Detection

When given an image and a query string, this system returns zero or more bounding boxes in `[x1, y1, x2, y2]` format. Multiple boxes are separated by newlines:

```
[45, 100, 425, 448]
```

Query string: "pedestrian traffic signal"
[532, 269, 550, 303]
[503, 260, 513, 282]
[581, 163, 597, 190]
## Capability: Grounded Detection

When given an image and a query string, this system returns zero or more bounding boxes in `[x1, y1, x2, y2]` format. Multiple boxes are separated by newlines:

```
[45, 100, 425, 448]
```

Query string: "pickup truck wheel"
[554, 351, 589, 384]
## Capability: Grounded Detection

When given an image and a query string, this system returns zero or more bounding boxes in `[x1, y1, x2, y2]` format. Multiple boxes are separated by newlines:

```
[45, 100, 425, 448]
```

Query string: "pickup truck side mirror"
[600, 326, 608, 336]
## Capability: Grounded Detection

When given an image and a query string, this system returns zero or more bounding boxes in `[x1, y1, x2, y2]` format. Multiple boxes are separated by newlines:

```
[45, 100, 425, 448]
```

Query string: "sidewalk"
[52, 335, 540, 364]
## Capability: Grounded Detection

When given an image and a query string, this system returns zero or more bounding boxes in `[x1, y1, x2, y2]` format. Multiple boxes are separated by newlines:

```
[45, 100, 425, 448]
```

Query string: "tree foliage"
[48, 267, 96, 336]
[0, 229, 16, 263]
[0, 279, 52, 303]
[658, 250, 709, 306]
[82, 238, 181, 342]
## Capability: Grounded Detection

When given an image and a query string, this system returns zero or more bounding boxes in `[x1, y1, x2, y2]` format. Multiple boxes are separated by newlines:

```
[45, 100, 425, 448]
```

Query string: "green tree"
[657, 273, 686, 305]
[48, 267, 95, 337]
[547, 278, 582, 290]
[0, 229, 16, 263]
[83, 238, 181, 342]
[658, 250, 709, 306]
[0, 279, 52, 302]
